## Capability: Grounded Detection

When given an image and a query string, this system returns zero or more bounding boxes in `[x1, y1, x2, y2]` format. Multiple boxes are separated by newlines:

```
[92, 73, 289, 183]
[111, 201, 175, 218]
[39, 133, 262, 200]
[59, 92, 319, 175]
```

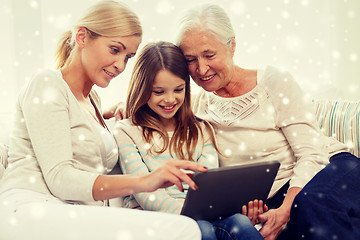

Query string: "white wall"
[1, 0, 359, 125]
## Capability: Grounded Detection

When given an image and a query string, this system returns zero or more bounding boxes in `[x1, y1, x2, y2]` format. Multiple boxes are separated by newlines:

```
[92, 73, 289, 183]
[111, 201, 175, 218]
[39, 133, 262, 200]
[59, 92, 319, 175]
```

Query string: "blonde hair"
[176, 4, 234, 47]
[55, 0, 142, 69]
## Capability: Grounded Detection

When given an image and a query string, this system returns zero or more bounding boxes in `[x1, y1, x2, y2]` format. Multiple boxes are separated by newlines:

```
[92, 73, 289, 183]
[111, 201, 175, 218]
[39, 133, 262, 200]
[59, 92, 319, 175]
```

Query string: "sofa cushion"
[313, 100, 360, 157]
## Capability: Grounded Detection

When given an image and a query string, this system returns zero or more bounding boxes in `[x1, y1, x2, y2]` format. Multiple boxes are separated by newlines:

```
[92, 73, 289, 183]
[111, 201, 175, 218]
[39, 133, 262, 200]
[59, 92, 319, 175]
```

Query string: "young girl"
[113, 41, 264, 240]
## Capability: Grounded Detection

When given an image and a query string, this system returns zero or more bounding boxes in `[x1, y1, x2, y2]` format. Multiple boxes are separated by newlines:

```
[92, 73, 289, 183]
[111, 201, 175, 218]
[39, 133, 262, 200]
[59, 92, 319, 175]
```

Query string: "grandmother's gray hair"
[175, 4, 235, 47]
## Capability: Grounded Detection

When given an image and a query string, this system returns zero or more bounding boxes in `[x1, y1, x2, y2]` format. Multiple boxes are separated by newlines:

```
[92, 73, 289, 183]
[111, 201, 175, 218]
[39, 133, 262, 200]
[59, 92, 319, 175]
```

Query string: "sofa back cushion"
[313, 99, 360, 157]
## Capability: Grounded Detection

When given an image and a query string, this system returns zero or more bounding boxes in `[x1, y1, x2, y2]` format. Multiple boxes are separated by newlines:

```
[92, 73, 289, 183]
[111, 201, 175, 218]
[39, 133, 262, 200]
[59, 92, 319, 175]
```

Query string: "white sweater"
[0, 69, 118, 205]
[193, 66, 348, 198]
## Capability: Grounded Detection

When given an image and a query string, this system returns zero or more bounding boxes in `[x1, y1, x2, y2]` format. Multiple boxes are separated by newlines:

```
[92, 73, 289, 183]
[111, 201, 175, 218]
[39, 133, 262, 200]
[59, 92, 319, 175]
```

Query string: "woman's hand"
[242, 199, 268, 225]
[258, 207, 289, 240]
[258, 187, 302, 240]
[140, 160, 208, 193]
[103, 101, 125, 121]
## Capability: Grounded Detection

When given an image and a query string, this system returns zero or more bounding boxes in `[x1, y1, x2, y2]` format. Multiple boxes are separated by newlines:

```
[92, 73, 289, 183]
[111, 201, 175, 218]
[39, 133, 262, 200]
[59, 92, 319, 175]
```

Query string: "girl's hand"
[242, 199, 268, 225]
[140, 160, 207, 193]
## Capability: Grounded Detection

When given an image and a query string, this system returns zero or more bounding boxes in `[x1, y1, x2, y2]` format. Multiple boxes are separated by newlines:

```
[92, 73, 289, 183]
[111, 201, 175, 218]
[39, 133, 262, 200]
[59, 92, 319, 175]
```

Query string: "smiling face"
[179, 31, 235, 93]
[81, 33, 141, 88]
[147, 69, 186, 130]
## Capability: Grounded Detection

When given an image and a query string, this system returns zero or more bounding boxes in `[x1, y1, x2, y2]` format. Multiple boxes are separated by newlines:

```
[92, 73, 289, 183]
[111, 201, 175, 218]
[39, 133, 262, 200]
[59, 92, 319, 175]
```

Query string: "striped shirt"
[113, 119, 219, 214]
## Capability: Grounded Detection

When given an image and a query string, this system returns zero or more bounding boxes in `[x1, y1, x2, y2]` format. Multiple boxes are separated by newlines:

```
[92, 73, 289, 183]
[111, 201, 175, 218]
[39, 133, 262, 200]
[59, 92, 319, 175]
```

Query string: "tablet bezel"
[180, 160, 280, 222]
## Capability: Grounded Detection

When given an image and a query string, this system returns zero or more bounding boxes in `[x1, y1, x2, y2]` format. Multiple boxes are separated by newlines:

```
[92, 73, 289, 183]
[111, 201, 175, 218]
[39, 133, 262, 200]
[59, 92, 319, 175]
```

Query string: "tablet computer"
[180, 160, 280, 222]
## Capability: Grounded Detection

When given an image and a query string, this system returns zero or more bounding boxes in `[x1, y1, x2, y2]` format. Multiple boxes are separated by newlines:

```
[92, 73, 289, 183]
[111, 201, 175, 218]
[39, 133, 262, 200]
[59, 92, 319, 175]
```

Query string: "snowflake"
[347, 10, 355, 18]
[349, 53, 358, 62]
[301, 0, 309, 6]
[156, 1, 174, 15]
[281, 11, 290, 19]
[78, 134, 85, 141]
[116, 230, 132, 240]
[332, 50, 341, 59]
[42, 87, 58, 103]
[230, 1, 245, 15]
[32, 97, 40, 104]
[282, 97, 290, 105]
[68, 210, 77, 219]
[231, 226, 239, 233]
[29, 176, 36, 184]
[237, 142, 246, 151]
[207, 155, 217, 163]
[29, 0, 39, 9]
[148, 194, 156, 202]
[29, 203, 46, 219]
[224, 148, 232, 156]
[146, 228, 155, 237]
[9, 217, 18, 226]
[96, 164, 104, 173]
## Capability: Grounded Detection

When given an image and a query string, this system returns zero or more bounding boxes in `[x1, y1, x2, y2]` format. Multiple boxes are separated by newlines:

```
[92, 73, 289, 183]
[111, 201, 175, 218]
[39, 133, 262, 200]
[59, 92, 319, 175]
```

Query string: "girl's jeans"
[197, 213, 263, 240]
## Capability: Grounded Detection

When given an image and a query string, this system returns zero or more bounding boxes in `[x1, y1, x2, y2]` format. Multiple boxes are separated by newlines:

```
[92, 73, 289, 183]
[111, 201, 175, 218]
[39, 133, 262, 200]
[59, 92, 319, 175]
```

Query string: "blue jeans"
[197, 213, 263, 240]
[278, 152, 360, 240]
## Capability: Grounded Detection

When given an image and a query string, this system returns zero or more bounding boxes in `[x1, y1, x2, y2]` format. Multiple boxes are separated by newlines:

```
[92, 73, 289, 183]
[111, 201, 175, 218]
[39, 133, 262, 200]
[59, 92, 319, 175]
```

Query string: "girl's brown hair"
[125, 41, 218, 160]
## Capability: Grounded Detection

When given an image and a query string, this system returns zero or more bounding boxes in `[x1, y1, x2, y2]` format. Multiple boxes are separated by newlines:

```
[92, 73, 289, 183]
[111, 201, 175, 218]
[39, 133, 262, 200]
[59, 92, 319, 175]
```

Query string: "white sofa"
[1, 99, 359, 178]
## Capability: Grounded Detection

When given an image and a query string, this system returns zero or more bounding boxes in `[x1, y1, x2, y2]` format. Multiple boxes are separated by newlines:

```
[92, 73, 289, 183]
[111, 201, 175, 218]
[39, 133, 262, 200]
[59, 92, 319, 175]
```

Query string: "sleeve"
[114, 122, 183, 214]
[191, 90, 207, 116]
[264, 68, 329, 189]
[195, 122, 219, 169]
[21, 71, 99, 201]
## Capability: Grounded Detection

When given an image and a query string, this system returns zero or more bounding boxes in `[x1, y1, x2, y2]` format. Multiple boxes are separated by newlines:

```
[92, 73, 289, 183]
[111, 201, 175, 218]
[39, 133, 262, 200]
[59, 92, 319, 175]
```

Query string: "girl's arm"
[114, 124, 192, 214]
[92, 159, 206, 201]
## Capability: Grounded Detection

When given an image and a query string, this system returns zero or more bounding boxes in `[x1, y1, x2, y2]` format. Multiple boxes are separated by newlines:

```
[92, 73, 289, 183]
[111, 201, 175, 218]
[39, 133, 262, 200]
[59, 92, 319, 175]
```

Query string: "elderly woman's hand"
[258, 207, 290, 240]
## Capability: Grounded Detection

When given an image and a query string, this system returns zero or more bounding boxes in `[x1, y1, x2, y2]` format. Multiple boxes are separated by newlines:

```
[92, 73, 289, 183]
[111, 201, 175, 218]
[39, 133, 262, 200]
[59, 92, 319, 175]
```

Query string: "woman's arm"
[258, 68, 328, 239]
[22, 71, 102, 201]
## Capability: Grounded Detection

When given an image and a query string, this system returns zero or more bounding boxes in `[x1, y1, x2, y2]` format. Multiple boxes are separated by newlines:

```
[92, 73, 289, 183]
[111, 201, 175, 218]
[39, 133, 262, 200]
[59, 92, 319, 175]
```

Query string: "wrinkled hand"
[258, 207, 290, 240]
[142, 160, 207, 193]
[242, 199, 268, 225]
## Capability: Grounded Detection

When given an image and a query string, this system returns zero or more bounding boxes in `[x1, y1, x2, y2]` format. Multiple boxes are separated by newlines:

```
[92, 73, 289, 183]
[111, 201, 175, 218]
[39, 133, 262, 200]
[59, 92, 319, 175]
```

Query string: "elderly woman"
[176, 4, 360, 240]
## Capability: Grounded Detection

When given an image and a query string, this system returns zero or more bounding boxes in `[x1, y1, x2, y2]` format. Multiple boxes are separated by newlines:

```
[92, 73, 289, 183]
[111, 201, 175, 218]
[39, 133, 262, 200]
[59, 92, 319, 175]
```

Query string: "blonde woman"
[0, 1, 203, 239]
